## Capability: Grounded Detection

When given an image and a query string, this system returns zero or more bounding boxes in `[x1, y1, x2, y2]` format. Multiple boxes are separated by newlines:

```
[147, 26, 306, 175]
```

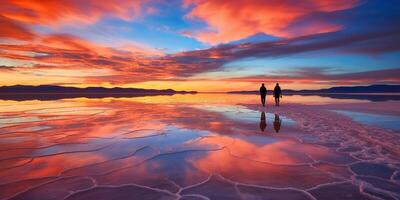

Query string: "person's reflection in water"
[273, 113, 282, 133]
[259, 112, 267, 132]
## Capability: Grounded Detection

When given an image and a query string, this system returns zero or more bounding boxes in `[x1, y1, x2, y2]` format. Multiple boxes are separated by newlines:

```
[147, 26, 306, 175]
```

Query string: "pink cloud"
[184, 0, 359, 44]
[0, 15, 35, 40]
[0, 32, 225, 85]
[224, 68, 400, 85]
[0, 0, 146, 26]
[2, 27, 398, 87]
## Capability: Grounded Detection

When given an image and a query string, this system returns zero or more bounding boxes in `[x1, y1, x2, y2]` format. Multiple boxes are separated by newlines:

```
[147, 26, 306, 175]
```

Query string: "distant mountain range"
[1, 84, 399, 101]
[228, 84, 400, 94]
[0, 85, 196, 101]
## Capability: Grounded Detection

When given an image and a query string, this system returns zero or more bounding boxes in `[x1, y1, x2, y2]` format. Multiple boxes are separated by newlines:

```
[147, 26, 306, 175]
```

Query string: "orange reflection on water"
[0, 94, 373, 199]
[131, 93, 369, 105]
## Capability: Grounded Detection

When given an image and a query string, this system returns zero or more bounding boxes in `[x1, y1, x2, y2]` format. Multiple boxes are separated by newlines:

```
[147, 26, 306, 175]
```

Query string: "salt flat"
[0, 94, 399, 200]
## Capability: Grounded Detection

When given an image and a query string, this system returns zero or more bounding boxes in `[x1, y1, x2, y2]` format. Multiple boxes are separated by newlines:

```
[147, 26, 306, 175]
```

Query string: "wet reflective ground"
[0, 94, 399, 200]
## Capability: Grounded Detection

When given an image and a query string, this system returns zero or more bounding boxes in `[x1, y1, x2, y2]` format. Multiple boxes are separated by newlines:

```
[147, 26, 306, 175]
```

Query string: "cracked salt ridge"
[0, 133, 216, 184]
[182, 174, 315, 200]
[90, 145, 344, 193]
[0, 110, 107, 129]
[63, 184, 178, 200]
[0, 111, 115, 143]
[0, 138, 116, 161]
[76, 148, 326, 199]
[0, 141, 90, 153]
[0, 146, 154, 200]
[7, 176, 96, 200]
[1, 150, 227, 200]
[0, 105, 102, 119]
[2, 110, 166, 146]
[0, 126, 223, 197]
[0, 131, 348, 195]
[0, 130, 115, 156]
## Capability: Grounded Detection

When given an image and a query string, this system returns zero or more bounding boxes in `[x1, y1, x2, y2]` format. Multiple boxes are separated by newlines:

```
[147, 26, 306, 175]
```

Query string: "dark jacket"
[273, 86, 281, 97]
[260, 86, 267, 96]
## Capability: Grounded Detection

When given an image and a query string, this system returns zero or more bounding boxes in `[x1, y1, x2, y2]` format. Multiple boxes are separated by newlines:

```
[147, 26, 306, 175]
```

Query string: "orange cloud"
[0, 15, 35, 40]
[1, 25, 399, 90]
[0, 32, 225, 86]
[224, 68, 400, 86]
[0, 0, 146, 26]
[184, 0, 359, 44]
[0, 0, 161, 63]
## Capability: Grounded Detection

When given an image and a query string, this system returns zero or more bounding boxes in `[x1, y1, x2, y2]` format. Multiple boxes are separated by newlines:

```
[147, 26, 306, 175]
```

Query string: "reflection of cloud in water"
[129, 93, 370, 105]
[0, 95, 399, 200]
[191, 105, 295, 125]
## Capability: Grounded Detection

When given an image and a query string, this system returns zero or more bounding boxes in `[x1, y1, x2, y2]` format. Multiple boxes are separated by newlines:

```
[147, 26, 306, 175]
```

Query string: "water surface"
[334, 110, 400, 132]
[0, 94, 399, 200]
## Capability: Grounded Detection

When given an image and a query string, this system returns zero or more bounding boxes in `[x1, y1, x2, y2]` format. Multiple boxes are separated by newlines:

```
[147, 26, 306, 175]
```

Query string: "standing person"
[259, 83, 267, 107]
[273, 83, 282, 106]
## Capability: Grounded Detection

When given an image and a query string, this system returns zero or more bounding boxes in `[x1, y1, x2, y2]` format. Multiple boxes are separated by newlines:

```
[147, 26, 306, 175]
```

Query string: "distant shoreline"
[227, 84, 400, 94]
[0, 85, 197, 94]
[1, 84, 399, 101]
[0, 92, 196, 101]
[224, 92, 400, 102]
[226, 92, 400, 95]
[0, 85, 197, 101]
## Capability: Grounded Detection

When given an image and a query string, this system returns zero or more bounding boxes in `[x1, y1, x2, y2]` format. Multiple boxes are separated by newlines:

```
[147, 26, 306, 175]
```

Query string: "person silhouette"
[273, 113, 282, 133]
[259, 111, 266, 132]
[259, 83, 267, 107]
[273, 83, 282, 106]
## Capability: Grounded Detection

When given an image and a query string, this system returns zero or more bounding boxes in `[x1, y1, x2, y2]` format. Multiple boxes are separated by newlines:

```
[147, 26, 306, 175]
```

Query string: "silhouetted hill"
[228, 84, 400, 94]
[300, 93, 400, 102]
[0, 85, 196, 101]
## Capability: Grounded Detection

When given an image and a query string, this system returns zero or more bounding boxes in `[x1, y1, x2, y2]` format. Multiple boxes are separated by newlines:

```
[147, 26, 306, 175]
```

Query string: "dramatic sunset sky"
[0, 0, 399, 92]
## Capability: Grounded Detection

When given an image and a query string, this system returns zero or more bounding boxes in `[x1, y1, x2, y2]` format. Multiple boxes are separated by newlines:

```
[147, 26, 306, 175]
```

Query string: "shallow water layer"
[334, 110, 400, 132]
[0, 94, 399, 200]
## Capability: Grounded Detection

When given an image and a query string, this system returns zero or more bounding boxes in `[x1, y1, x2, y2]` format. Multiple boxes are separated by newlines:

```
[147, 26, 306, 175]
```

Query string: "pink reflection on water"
[0, 94, 398, 200]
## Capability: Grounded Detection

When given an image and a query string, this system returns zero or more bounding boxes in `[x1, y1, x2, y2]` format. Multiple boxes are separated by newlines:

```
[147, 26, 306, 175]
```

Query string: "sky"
[0, 0, 399, 92]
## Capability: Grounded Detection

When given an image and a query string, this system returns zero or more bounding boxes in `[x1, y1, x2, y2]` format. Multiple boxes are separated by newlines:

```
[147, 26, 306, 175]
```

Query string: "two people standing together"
[259, 83, 282, 107]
